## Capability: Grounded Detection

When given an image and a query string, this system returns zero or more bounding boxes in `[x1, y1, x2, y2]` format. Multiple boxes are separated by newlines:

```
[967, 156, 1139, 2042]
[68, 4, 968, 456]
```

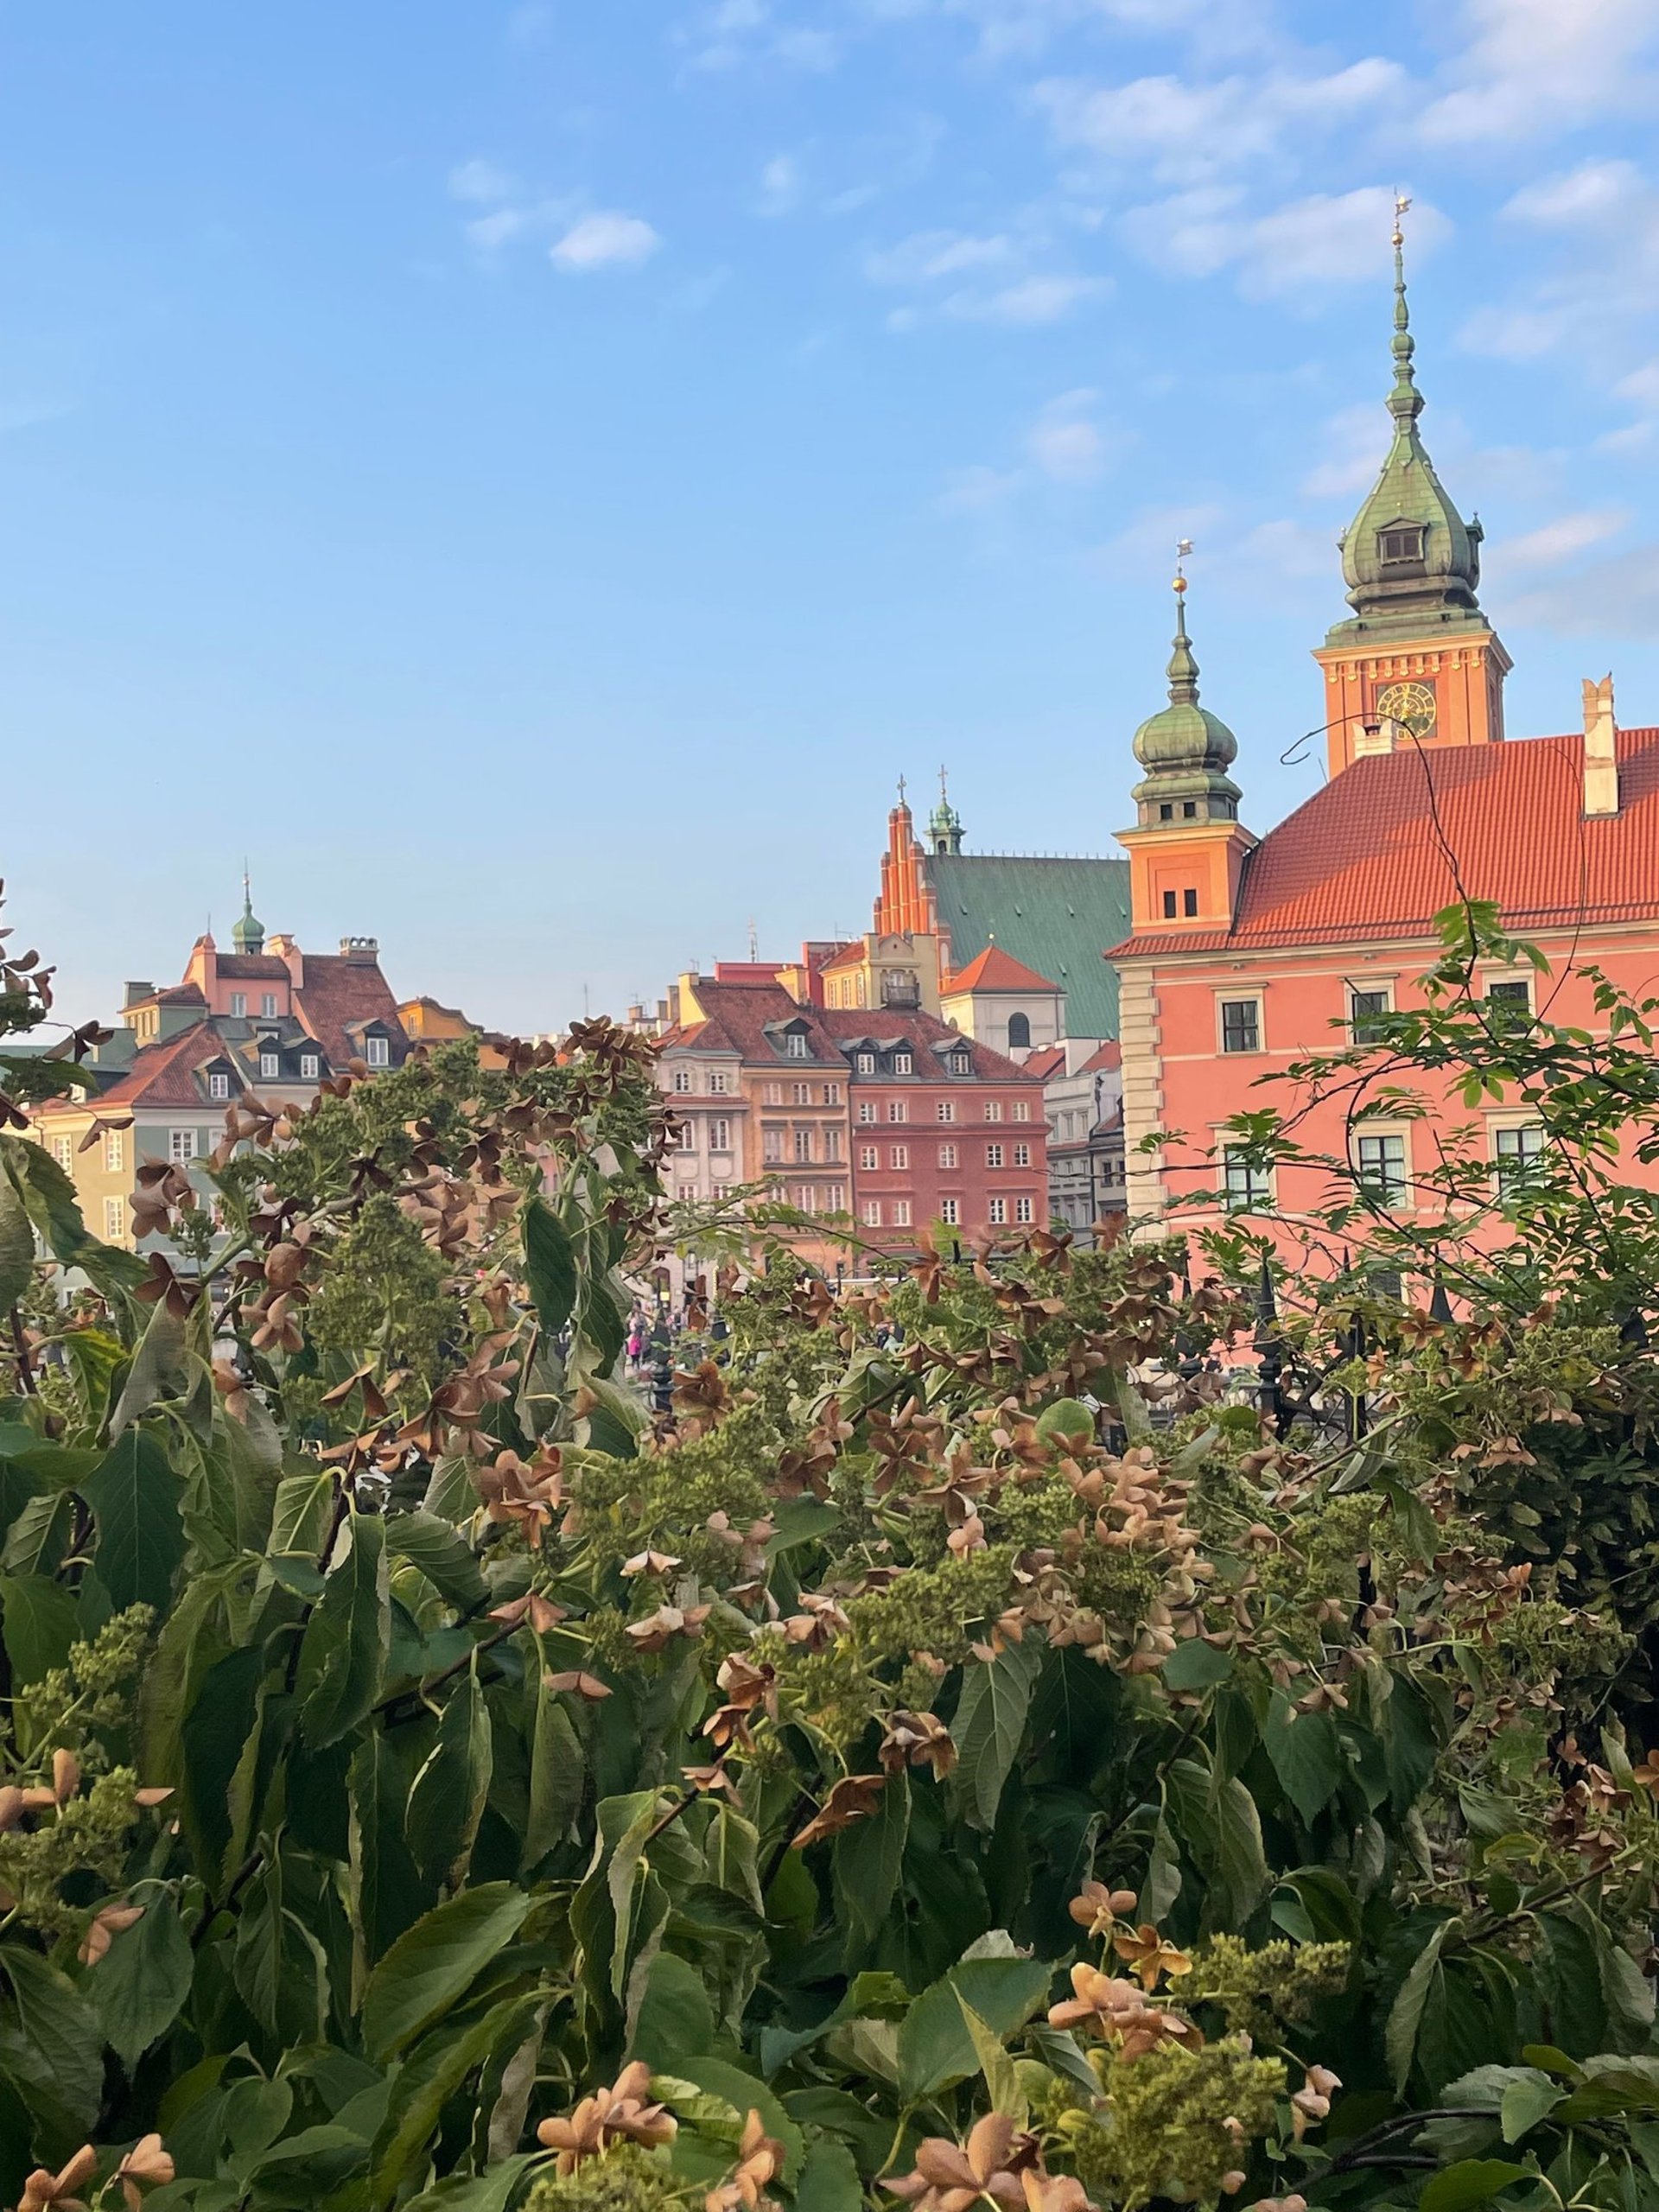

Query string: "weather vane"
[1392, 191, 1411, 247]
[1173, 537, 1193, 594]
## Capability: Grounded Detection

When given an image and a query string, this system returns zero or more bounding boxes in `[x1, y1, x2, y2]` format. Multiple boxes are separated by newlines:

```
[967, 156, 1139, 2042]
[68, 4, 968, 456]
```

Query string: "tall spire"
[232, 866, 265, 955]
[1130, 556, 1241, 829]
[928, 763, 963, 855]
[1389, 193, 1421, 429]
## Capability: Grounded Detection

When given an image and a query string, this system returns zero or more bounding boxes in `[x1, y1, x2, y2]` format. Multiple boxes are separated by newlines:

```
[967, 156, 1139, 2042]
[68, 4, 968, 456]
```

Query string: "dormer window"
[785, 1031, 808, 1059]
[1379, 524, 1425, 563]
[951, 1052, 970, 1076]
[301, 1052, 320, 1079]
[893, 1052, 912, 1075]
[209, 1071, 230, 1101]
[259, 1051, 279, 1080]
[365, 1033, 390, 1068]
[855, 1051, 875, 1074]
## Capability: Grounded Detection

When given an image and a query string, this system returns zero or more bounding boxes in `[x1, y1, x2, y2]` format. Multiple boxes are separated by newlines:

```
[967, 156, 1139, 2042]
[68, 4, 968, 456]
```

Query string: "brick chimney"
[1583, 674, 1618, 817]
[1351, 715, 1394, 759]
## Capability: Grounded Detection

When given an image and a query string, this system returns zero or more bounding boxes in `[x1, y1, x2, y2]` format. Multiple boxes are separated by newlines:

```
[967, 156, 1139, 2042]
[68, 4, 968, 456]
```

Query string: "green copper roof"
[921, 852, 1129, 1039]
[1328, 219, 1485, 645]
[1130, 585, 1240, 808]
[232, 875, 265, 954]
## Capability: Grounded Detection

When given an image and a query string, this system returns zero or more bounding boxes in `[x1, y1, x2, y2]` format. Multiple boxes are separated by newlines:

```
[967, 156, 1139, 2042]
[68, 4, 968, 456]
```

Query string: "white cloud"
[864, 229, 1014, 283]
[1496, 510, 1630, 569]
[1032, 58, 1405, 186]
[1459, 302, 1578, 360]
[1124, 186, 1449, 302]
[467, 207, 534, 254]
[944, 272, 1109, 323]
[449, 159, 512, 206]
[1027, 389, 1111, 480]
[757, 154, 802, 215]
[1462, 157, 1659, 368]
[1300, 404, 1386, 501]
[550, 212, 663, 270]
[938, 464, 1026, 513]
[1236, 518, 1335, 582]
[1616, 360, 1659, 411]
[1503, 547, 1659, 639]
[1419, 0, 1659, 144]
[1504, 158, 1647, 229]
[680, 0, 842, 72]
[1093, 502, 1228, 578]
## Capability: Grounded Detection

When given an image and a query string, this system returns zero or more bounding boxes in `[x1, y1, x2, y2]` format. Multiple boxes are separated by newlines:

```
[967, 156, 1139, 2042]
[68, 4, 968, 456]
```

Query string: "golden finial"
[1392, 190, 1411, 251]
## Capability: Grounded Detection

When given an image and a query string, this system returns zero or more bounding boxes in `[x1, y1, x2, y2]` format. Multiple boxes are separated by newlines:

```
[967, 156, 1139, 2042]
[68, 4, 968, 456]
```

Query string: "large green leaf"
[522, 1197, 578, 1335]
[361, 1881, 531, 2063]
[0, 1171, 33, 1312]
[1389, 1920, 1456, 2095]
[897, 1950, 1052, 2099]
[370, 1993, 543, 2208]
[0, 1571, 79, 1687]
[92, 1894, 194, 2069]
[232, 1853, 328, 2046]
[834, 1770, 909, 1951]
[83, 1427, 186, 1611]
[523, 1669, 585, 1869]
[1418, 2160, 1531, 2212]
[296, 1506, 389, 1749]
[0, 1942, 105, 2129]
[350, 1731, 428, 1966]
[953, 1636, 1044, 1832]
[407, 1663, 493, 1888]
[1263, 1692, 1344, 1825]
[385, 1510, 486, 1611]
[106, 1301, 189, 1440]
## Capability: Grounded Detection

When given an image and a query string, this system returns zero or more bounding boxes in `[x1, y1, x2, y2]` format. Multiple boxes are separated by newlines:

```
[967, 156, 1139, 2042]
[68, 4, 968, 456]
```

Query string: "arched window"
[1007, 1011, 1031, 1051]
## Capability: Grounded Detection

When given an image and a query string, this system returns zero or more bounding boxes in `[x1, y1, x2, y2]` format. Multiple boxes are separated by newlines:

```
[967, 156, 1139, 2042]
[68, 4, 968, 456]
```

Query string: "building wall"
[1122, 919, 1659, 1249]
[847, 1079, 1046, 1248]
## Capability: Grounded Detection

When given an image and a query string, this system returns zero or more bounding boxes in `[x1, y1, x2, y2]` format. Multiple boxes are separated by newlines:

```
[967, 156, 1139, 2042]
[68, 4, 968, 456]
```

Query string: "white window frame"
[260, 993, 278, 1018]
[209, 1071, 231, 1101]
[52, 1135, 73, 1170]
[785, 1031, 809, 1060]
[1492, 1120, 1547, 1192]
[984, 1100, 1003, 1122]
[857, 1102, 877, 1124]
[762, 1126, 785, 1164]
[709, 1071, 729, 1095]
[229, 992, 246, 1018]
[860, 1145, 879, 1170]
[1218, 995, 1263, 1055]
[672, 1068, 693, 1094]
[986, 1142, 1003, 1168]
[855, 1052, 875, 1075]
[1013, 1100, 1030, 1122]
[104, 1197, 124, 1241]
[822, 1083, 841, 1105]
[862, 1200, 882, 1228]
[169, 1128, 199, 1163]
[793, 1127, 813, 1162]
[1348, 982, 1394, 1044]
[259, 1052, 279, 1080]
[892, 1199, 912, 1228]
[709, 1118, 732, 1154]
[105, 1129, 124, 1173]
[1014, 1142, 1031, 1167]
[988, 1196, 1007, 1225]
[300, 1053, 320, 1080]
[889, 1144, 908, 1170]
[365, 1033, 391, 1068]
[1223, 1147, 1273, 1211]
[938, 1142, 957, 1169]
[937, 1101, 956, 1123]
[893, 1052, 912, 1075]
[887, 1101, 907, 1123]
[1353, 1128, 1411, 1209]
[1014, 1195, 1034, 1224]
[939, 1196, 960, 1226]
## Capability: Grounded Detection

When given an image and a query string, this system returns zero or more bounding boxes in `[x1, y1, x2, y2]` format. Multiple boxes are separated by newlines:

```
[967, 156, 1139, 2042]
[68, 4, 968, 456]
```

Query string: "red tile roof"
[1110, 729, 1659, 957]
[214, 954, 294, 981]
[1021, 1045, 1066, 1081]
[1079, 1040, 1122, 1073]
[60, 1022, 232, 1112]
[945, 944, 1059, 994]
[659, 980, 1039, 1083]
[291, 952, 408, 1064]
[815, 1007, 1039, 1084]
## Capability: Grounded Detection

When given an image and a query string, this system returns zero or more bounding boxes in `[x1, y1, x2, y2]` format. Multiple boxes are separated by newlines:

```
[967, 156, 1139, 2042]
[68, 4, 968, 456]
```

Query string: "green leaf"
[1161, 1637, 1233, 1692]
[630, 1949, 717, 2071]
[232, 1854, 328, 2046]
[385, 1510, 486, 1611]
[403, 2152, 539, 2212]
[107, 1300, 188, 1440]
[0, 1571, 79, 1687]
[350, 1730, 427, 1967]
[83, 1427, 186, 1611]
[957, 1993, 1024, 2120]
[791, 2138, 862, 2212]
[898, 1952, 1052, 2100]
[1389, 1921, 1454, 2096]
[0, 1172, 33, 1312]
[92, 1893, 194, 2069]
[1211, 1775, 1269, 1928]
[1141, 1810, 1183, 1923]
[953, 1636, 1044, 1832]
[523, 1197, 578, 1334]
[178, 1642, 264, 1882]
[360, 1880, 531, 2063]
[296, 1506, 389, 1749]
[370, 1992, 541, 2207]
[523, 1668, 585, 1869]
[1499, 2073, 1565, 2142]
[1417, 2160, 1531, 2212]
[834, 1770, 909, 1951]
[0, 1942, 104, 2128]
[408, 1663, 493, 1888]
[1263, 1692, 1344, 1825]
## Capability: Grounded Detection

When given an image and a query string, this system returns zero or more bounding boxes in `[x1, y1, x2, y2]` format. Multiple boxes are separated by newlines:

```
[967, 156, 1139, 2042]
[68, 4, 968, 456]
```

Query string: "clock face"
[1376, 679, 1437, 739]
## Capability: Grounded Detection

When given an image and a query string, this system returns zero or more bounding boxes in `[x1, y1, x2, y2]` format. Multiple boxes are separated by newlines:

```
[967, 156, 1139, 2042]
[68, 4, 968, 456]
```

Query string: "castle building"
[29, 885, 411, 1251]
[1109, 216, 1659, 1248]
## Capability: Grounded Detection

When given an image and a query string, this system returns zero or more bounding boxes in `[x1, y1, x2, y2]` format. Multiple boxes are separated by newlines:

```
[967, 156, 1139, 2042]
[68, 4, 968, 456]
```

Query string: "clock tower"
[1313, 202, 1510, 777]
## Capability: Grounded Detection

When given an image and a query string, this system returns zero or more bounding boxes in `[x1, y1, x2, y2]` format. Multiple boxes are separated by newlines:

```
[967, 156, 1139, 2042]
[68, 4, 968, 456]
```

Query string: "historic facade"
[29, 887, 411, 1250]
[1109, 221, 1659, 1249]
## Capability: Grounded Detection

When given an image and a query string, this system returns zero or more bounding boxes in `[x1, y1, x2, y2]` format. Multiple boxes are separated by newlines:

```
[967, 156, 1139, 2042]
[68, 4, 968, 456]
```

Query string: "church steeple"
[1314, 198, 1510, 773]
[928, 766, 963, 856]
[232, 869, 265, 955]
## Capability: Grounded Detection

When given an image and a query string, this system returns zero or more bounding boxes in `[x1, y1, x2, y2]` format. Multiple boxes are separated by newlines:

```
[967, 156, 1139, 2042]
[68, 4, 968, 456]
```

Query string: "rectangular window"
[1162, 892, 1177, 919]
[792, 1083, 810, 1104]
[229, 992, 246, 1017]
[1380, 524, 1425, 562]
[1220, 998, 1261, 1053]
[1356, 1132, 1408, 1205]
[937, 1101, 956, 1123]
[709, 1118, 732, 1152]
[893, 1052, 912, 1075]
[259, 1052, 279, 1080]
[260, 992, 278, 1018]
[672, 1069, 693, 1092]
[763, 1082, 783, 1105]
[938, 1143, 957, 1169]
[1350, 988, 1390, 1045]
[860, 1145, 878, 1169]
[680, 1122, 697, 1149]
[1013, 1101, 1030, 1122]
[889, 1144, 908, 1170]
[825, 1183, 845, 1211]
[1183, 889, 1198, 917]
[169, 1128, 198, 1163]
[986, 1142, 1003, 1168]
[892, 1199, 911, 1227]
[763, 1125, 785, 1164]
[1014, 1195, 1034, 1224]
[1224, 1147, 1271, 1211]
[104, 1197, 124, 1241]
[785, 1032, 808, 1058]
[939, 1197, 959, 1226]
[823, 1127, 841, 1161]
[677, 1184, 697, 1205]
[855, 1052, 875, 1074]
[300, 1053, 319, 1080]
[858, 1102, 877, 1124]
[712, 1183, 731, 1201]
[365, 1034, 391, 1067]
[209, 1071, 231, 1101]
[984, 1100, 1002, 1122]
[793, 1185, 813, 1212]
[105, 1129, 124, 1173]
[1487, 979, 1531, 1026]
[862, 1200, 882, 1227]
[1014, 1142, 1031, 1167]
[822, 1083, 841, 1105]
[794, 1127, 813, 1162]
[888, 1101, 907, 1123]
[709, 1071, 729, 1095]
[1495, 1123, 1546, 1189]
[988, 1197, 1007, 1225]
[51, 1135, 73, 1169]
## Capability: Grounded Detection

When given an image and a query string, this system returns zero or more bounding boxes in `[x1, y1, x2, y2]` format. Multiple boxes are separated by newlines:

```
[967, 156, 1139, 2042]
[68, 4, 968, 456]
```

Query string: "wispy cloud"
[1419, 0, 1659, 144]
[1300, 404, 1386, 501]
[678, 0, 842, 73]
[1496, 509, 1630, 569]
[1027, 388, 1112, 480]
[550, 212, 663, 270]
[757, 153, 803, 215]
[865, 224, 1104, 326]
[1503, 547, 1659, 639]
[449, 158, 514, 206]
[1123, 186, 1449, 302]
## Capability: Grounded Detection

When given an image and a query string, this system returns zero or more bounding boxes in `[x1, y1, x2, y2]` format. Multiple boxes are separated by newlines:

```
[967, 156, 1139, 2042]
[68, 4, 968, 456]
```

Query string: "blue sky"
[6, 0, 1659, 1033]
